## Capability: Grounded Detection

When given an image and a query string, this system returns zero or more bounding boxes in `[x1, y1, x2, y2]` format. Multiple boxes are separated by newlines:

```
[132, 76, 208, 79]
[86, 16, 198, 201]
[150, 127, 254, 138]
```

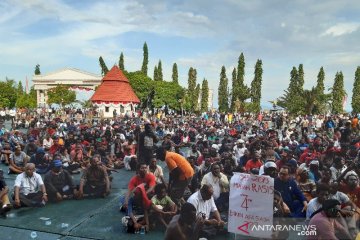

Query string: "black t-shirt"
[0, 176, 7, 190]
[340, 128, 351, 143]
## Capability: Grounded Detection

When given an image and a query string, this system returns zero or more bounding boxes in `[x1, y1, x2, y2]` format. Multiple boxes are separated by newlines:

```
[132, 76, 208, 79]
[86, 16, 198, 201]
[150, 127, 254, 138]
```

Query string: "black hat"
[322, 199, 340, 211]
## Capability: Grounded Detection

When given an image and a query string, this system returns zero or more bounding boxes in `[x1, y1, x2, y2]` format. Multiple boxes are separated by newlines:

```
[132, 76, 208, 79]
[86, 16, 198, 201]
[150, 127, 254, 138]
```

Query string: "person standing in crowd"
[156, 146, 194, 206]
[138, 123, 158, 165]
[13, 163, 48, 208]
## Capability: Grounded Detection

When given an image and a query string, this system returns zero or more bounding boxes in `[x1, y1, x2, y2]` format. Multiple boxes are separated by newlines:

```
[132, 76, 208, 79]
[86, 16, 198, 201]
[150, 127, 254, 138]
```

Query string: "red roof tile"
[90, 66, 140, 103]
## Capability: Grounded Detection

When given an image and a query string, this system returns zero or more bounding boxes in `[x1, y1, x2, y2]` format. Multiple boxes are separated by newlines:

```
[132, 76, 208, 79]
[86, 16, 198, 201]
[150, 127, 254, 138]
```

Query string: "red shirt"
[245, 159, 263, 172]
[128, 173, 156, 191]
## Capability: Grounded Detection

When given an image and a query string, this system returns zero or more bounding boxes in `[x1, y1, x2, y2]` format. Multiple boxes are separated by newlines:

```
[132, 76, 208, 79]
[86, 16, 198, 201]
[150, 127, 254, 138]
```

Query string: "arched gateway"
[32, 68, 102, 107]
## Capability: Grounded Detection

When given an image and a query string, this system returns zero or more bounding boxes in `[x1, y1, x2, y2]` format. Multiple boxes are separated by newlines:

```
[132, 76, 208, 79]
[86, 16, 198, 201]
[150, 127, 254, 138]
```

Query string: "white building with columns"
[32, 68, 102, 107]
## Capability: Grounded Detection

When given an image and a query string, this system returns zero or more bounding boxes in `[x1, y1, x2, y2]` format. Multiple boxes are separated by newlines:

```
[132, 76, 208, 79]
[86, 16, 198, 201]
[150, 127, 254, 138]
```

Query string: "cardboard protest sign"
[228, 172, 274, 238]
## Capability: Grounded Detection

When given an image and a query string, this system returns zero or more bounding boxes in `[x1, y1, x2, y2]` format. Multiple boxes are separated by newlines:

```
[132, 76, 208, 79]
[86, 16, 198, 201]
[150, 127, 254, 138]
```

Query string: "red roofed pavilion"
[91, 65, 140, 118]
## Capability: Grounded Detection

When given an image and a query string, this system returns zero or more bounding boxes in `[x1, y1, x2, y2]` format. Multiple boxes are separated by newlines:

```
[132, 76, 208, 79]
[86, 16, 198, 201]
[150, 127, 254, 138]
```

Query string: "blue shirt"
[274, 177, 306, 210]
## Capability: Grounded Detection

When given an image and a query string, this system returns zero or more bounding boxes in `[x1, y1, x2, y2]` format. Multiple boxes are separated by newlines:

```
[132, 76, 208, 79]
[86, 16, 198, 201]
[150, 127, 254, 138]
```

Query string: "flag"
[342, 95, 347, 111]
[25, 76, 29, 94]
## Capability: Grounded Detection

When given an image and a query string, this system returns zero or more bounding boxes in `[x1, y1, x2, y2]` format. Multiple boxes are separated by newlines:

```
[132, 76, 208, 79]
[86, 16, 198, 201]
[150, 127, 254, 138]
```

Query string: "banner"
[228, 173, 274, 239]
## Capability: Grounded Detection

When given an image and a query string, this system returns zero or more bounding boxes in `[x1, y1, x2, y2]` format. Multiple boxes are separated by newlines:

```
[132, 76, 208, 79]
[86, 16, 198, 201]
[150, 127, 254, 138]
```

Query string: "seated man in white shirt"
[201, 164, 229, 211]
[187, 184, 226, 238]
[13, 163, 48, 208]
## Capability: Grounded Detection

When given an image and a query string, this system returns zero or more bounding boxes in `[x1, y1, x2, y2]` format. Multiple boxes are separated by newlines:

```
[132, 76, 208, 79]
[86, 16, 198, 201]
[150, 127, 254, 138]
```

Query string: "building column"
[36, 90, 40, 107]
[44, 90, 49, 108]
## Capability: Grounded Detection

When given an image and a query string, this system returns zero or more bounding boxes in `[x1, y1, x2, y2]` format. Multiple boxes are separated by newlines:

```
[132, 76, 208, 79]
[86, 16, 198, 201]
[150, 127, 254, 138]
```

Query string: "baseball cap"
[264, 161, 277, 169]
[36, 148, 45, 154]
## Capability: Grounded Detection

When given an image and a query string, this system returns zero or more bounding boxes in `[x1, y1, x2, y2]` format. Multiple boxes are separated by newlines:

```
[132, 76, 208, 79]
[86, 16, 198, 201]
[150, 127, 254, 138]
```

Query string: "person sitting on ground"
[0, 170, 12, 217]
[149, 158, 166, 185]
[187, 184, 226, 238]
[164, 202, 204, 240]
[44, 160, 77, 202]
[9, 145, 29, 174]
[151, 183, 177, 228]
[308, 199, 352, 240]
[244, 152, 263, 173]
[1, 142, 12, 165]
[274, 166, 307, 218]
[121, 163, 156, 210]
[29, 147, 51, 174]
[77, 155, 110, 199]
[296, 167, 316, 202]
[306, 183, 330, 220]
[201, 163, 229, 211]
[13, 163, 48, 208]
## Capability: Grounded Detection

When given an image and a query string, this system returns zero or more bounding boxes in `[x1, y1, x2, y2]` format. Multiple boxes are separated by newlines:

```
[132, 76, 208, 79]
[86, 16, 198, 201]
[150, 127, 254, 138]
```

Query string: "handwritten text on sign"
[228, 173, 274, 239]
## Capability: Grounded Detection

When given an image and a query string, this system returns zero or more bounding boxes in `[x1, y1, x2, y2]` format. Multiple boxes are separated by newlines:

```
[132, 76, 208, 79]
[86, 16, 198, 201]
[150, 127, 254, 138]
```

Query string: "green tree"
[194, 84, 201, 112]
[141, 42, 149, 76]
[316, 67, 325, 95]
[352, 66, 360, 113]
[125, 71, 185, 111]
[47, 85, 76, 107]
[17, 81, 24, 96]
[218, 66, 229, 112]
[230, 67, 238, 110]
[0, 78, 17, 108]
[153, 65, 158, 81]
[16, 87, 37, 108]
[201, 78, 209, 112]
[298, 64, 305, 92]
[278, 66, 304, 114]
[250, 59, 263, 113]
[157, 60, 163, 81]
[99, 56, 109, 76]
[187, 67, 197, 112]
[332, 71, 346, 114]
[236, 53, 250, 103]
[118, 52, 125, 71]
[34, 64, 41, 75]
[172, 63, 178, 84]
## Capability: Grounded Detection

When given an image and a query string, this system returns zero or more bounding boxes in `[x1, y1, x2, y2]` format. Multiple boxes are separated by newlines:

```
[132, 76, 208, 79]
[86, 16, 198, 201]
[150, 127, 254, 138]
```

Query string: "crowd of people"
[0, 108, 360, 239]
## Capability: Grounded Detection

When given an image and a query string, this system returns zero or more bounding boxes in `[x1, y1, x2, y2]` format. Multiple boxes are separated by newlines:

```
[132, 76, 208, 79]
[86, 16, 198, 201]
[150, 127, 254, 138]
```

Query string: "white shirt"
[43, 138, 53, 148]
[187, 190, 217, 220]
[306, 197, 322, 220]
[201, 172, 229, 200]
[14, 172, 44, 195]
[233, 145, 247, 161]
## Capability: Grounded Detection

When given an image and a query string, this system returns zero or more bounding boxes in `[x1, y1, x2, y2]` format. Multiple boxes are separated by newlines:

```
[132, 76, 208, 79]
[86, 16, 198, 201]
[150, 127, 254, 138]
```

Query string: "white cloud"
[322, 23, 360, 37]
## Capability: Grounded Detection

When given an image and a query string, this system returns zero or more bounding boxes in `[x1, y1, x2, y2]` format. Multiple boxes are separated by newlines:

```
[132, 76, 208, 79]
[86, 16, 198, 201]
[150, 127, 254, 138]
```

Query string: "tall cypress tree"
[250, 59, 263, 113]
[352, 67, 360, 113]
[99, 56, 109, 76]
[237, 53, 249, 102]
[172, 63, 178, 84]
[298, 64, 305, 92]
[34, 64, 41, 75]
[188, 67, 197, 111]
[157, 60, 163, 81]
[231, 67, 238, 111]
[141, 42, 149, 75]
[316, 67, 325, 95]
[332, 71, 346, 114]
[194, 84, 201, 112]
[201, 79, 209, 112]
[153, 66, 158, 81]
[118, 52, 125, 71]
[218, 66, 229, 112]
[17, 81, 24, 96]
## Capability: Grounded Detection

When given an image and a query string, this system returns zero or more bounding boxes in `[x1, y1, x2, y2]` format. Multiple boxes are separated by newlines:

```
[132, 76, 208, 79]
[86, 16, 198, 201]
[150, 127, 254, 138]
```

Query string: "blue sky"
[1, 0, 360, 110]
